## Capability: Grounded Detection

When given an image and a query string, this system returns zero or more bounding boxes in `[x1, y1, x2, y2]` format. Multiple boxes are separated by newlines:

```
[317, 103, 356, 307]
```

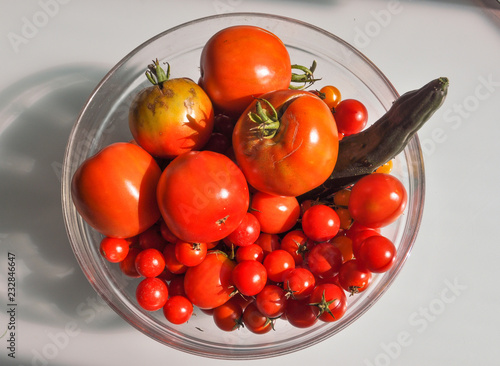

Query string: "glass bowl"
[61, 12, 424, 360]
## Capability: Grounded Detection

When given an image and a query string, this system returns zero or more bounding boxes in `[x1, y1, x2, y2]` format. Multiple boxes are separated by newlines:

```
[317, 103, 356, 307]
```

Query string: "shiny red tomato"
[338, 259, 372, 295]
[162, 295, 193, 325]
[306, 242, 343, 279]
[309, 283, 347, 322]
[232, 260, 267, 297]
[263, 249, 295, 283]
[242, 302, 273, 334]
[357, 235, 397, 273]
[174, 240, 207, 267]
[285, 298, 318, 328]
[129, 60, 214, 159]
[255, 284, 287, 318]
[283, 267, 316, 300]
[183, 251, 236, 309]
[280, 230, 311, 266]
[224, 212, 261, 247]
[99, 237, 129, 263]
[135, 277, 169, 311]
[235, 243, 264, 263]
[250, 192, 300, 234]
[157, 150, 249, 243]
[348, 173, 407, 228]
[233, 89, 339, 197]
[199, 25, 291, 117]
[212, 297, 244, 332]
[301, 204, 340, 242]
[334, 99, 368, 137]
[71, 142, 161, 238]
[134, 248, 165, 278]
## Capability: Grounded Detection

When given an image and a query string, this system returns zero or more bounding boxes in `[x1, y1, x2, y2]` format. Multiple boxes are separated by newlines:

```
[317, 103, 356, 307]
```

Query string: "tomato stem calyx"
[145, 58, 171, 88]
[248, 98, 280, 139]
[290, 60, 321, 90]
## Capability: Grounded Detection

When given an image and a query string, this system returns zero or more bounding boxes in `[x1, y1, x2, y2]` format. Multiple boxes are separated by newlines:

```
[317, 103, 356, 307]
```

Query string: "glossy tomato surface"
[183, 251, 236, 309]
[157, 150, 249, 243]
[199, 25, 291, 117]
[233, 89, 339, 197]
[71, 142, 161, 238]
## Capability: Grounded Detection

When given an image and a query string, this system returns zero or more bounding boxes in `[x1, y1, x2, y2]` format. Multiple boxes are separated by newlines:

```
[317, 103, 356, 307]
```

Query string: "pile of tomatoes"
[71, 25, 407, 333]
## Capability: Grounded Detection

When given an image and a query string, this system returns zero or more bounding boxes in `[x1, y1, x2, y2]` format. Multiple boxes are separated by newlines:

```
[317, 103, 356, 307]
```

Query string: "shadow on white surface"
[0, 65, 127, 331]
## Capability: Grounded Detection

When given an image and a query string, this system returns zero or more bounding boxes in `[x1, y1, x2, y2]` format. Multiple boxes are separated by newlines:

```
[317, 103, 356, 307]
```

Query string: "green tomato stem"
[145, 58, 170, 87]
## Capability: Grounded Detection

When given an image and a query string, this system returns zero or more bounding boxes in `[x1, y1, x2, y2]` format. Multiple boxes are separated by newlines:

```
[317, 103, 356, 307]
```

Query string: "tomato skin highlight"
[71, 142, 161, 239]
[233, 89, 339, 197]
[348, 173, 407, 228]
[199, 25, 292, 117]
[183, 251, 236, 310]
[156, 150, 249, 243]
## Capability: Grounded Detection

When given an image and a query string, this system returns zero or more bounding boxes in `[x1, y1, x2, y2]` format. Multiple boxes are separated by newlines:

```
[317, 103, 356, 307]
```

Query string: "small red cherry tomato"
[136, 277, 169, 311]
[163, 295, 193, 324]
[306, 242, 343, 279]
[357, 235, 397, 273]
[174, 240, 207, 267]
[338, 259, 372, 295]
[224, 212, 261, 247]
[301, 204, 340, 242]
[232, 260, 267, 296]
[99, 237, 130, 263]
[309, 283, 347, 322]
[334, 99, 368, 136]
[263, 249, 295, 283]
[134, 248, 166, 278]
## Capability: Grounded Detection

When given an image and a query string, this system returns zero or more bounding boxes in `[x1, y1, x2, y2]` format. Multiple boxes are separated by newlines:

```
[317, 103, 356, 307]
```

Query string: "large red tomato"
[156, 150, 249, 243]
[199, 25, 291, 117]
[348, 173, 407, 228]
[129, 60, 214, 159]
[233, 89, 339, 197]
[71, 142, 161, 238]
[183, 251, 236, 309]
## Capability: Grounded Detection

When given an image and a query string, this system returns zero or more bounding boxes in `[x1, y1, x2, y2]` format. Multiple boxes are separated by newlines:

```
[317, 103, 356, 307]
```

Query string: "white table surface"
[1, 1, 499, 365]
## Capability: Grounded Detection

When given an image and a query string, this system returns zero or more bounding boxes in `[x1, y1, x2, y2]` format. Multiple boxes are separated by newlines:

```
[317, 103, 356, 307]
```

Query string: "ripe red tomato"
[263, 249, 296, 283]
[357, 235, 397, 273]
[254, 233, 281, 258]
[199, 25, 291, 117]
[233, 89, 339, 197]
[301, 204, 341, 242]
[348, 173, 407, 228]
[71, 142, 161, 238]
[306, 242, 343, 279]
[224, 212, 261, 247]
[338, 259, 372, 294]
[99, 237, 130, 263]
[280, 230, 311, 266]
[283, 267, 316, 300]
[183, 251, 235, 309]
[157, 150, 249, 243]
[174, 240, 207, 267]
[334, 99, 368, 137]
[285, 298, 318, 328]
[232, 260, 267, 297]
[134, 248, 166, 278]
[162, 295, 193, 325]
[255, 284, 287, 318]
[242, 302, 273, 334]
[135, 277, 169, 311]
[309, 283, 347, 322]
[129, 60, 214, 159]
[138, 224, 168, 251]
[212, 298, 244, 332]
[250, 192, 300, 234]
[235, 243, 264, 263]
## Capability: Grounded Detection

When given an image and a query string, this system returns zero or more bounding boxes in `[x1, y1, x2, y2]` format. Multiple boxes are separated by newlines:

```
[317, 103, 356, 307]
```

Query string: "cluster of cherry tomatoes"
[71, 25, 408, 333]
